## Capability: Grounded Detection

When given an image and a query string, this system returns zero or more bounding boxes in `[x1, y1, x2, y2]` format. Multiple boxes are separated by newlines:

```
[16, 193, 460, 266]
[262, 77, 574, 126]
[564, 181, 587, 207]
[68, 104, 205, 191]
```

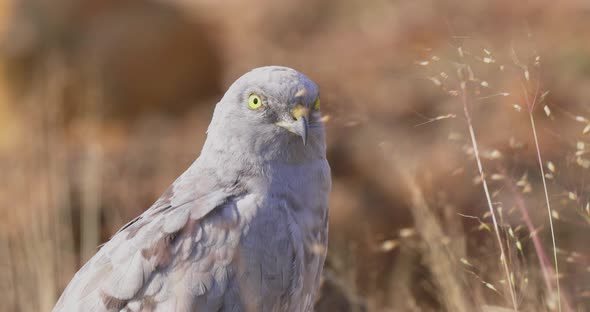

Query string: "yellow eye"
[248, 94, 263, 110]
[313, 98, 320, 110]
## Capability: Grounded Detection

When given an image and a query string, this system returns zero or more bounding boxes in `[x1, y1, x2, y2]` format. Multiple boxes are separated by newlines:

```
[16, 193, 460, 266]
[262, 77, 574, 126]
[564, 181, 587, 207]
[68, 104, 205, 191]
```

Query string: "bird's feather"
[52, 165, 245, 311]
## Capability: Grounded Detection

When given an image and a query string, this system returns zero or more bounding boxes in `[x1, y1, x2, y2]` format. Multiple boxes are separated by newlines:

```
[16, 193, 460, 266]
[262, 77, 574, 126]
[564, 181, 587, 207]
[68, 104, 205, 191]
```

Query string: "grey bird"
[52, 66, 331, 312]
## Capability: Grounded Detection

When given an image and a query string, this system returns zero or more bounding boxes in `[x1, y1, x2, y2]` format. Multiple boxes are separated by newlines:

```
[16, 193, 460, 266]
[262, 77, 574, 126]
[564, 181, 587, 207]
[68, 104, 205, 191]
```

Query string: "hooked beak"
[276, 104, 309, 145]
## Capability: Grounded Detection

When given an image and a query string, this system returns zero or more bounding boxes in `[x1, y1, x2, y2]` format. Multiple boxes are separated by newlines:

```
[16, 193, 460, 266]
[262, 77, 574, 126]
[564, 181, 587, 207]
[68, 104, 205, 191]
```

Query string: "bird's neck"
[194, 140, 323, 189]
[201, 129, 325, 165]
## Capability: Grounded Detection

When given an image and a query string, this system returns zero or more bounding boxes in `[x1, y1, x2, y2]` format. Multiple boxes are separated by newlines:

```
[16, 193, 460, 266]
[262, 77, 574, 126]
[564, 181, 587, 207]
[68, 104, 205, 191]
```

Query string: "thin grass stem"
[528, 113, 562, 312]
[461, 82, 519, 311]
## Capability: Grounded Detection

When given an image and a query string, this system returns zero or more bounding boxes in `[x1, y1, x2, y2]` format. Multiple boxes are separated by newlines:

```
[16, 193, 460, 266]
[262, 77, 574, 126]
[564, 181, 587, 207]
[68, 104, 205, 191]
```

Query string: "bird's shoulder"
[53, 166, 250, 311]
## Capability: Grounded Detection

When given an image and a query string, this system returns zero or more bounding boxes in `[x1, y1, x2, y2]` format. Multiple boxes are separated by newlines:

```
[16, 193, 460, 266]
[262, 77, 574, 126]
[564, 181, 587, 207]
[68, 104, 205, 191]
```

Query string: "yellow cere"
[314, 98, 320, 110]
[291, 104, 309, 120]
[248, 94, 263, 110]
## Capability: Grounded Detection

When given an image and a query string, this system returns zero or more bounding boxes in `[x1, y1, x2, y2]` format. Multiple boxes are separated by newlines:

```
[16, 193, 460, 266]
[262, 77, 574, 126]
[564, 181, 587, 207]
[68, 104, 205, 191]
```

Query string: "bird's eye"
[248, 94, 263, 110]
[313, 98, 320, 110]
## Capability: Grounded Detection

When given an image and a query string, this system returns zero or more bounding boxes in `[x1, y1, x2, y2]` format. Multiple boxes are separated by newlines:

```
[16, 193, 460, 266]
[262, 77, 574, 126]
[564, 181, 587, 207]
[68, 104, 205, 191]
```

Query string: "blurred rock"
[0, 0, 222, 120]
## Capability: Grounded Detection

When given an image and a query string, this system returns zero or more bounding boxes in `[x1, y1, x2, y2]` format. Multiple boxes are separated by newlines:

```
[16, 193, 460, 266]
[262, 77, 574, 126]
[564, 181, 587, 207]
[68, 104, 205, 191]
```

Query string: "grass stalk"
[528, 113, 562, 312]
[460, 82, 519, 311]
[521, 69, 563, 310]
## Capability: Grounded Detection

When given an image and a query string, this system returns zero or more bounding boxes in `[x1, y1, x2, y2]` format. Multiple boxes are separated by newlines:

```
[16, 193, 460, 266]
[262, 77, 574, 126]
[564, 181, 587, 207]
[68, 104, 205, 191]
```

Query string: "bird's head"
[204, 66, 325, 163]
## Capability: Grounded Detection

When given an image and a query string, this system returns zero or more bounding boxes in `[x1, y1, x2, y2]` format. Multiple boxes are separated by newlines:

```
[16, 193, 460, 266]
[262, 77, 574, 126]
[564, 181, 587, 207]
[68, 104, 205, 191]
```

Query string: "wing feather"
[53, 166, 244, 312]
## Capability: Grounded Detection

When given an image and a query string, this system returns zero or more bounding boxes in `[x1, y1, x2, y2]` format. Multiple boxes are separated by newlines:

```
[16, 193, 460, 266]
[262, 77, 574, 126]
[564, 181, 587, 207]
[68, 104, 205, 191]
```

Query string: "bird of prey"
[52, 66, 331, 312]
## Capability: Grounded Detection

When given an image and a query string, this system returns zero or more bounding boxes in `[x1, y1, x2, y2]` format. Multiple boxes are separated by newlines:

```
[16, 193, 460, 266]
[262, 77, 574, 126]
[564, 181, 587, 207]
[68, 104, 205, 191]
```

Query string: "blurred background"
[1, 0, 590, 311]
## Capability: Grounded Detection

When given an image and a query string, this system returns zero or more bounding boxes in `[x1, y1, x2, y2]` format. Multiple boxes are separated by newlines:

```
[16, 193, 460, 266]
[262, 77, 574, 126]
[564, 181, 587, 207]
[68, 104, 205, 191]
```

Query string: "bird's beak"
[276, 104, 309, 145]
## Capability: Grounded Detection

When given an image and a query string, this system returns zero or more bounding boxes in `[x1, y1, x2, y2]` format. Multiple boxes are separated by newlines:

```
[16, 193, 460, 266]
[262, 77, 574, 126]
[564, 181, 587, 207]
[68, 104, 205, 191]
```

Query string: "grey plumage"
[52, 66, 331, 312]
